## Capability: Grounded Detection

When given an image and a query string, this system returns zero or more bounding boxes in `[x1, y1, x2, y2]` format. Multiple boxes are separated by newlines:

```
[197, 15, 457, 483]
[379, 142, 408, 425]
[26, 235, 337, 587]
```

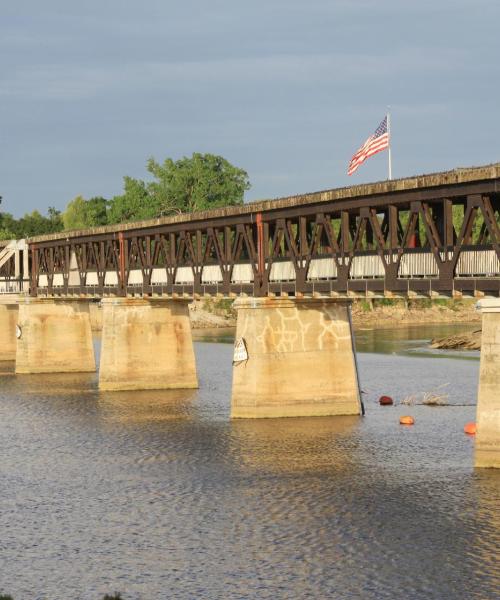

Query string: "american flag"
[347, 116, 389, 176]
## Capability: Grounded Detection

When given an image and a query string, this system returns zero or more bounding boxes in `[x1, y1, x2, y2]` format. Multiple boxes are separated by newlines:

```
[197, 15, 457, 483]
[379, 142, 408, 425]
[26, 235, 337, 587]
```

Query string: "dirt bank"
[89, 297, 480, 332]
[191, 297, 481, 329]
[351, 298, 480, 328]
[189, 300, 236, 329]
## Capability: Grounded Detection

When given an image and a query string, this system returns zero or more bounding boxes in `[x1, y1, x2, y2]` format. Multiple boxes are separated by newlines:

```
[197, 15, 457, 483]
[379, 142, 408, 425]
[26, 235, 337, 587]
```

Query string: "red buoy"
[464, 422, 476, 435]
[379, 395, 393, 406]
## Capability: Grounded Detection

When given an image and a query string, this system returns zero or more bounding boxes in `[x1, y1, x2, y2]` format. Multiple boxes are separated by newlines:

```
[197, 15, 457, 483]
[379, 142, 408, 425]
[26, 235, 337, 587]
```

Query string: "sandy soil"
[189, 302, 236, 329]
[351, 300, 480, 328]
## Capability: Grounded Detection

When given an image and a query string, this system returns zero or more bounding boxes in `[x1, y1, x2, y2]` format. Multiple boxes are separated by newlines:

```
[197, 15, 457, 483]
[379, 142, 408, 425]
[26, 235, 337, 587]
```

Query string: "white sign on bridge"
[233, 338, 248, 364]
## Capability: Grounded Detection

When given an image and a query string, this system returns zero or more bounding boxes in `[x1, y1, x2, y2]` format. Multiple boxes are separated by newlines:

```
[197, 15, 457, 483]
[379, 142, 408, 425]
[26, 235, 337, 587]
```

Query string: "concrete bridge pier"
[475, 299, 500, 468]
[0, 296, 20, 361]
[231, 297, 362, 418]
[98, 297, 198, 391]
[15, 298, 95, 373]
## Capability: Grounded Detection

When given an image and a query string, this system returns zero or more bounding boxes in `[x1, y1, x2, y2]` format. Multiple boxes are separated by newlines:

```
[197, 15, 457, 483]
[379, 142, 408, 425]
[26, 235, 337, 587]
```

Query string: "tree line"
[0, 153, 250, 240]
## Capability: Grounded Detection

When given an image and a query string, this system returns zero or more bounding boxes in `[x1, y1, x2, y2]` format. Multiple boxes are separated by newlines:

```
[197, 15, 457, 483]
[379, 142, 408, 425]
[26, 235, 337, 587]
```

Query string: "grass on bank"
[355, 297, 476, 312]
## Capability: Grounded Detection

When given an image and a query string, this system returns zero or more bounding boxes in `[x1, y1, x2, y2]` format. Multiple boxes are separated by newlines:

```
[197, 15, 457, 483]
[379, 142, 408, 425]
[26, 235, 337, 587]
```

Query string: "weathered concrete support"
[99, 298, 198, 391]
[0, 296, 19, 361]
[15, 298, 95, 373]
[231, 297, 362, 418]
[475, 298, 500, 468]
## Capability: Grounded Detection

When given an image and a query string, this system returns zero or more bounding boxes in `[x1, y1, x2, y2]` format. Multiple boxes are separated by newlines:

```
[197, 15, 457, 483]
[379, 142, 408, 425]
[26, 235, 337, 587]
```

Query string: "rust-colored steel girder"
[25, 163, 500, 299]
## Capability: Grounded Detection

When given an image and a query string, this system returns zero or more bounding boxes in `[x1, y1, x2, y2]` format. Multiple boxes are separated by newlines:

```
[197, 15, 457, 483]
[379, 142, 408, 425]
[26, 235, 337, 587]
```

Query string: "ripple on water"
[0, 341, 498, 599]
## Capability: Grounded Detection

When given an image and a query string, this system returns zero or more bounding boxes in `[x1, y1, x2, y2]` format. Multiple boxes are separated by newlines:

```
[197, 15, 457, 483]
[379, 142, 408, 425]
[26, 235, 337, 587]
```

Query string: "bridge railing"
[0, 239, 29, 295]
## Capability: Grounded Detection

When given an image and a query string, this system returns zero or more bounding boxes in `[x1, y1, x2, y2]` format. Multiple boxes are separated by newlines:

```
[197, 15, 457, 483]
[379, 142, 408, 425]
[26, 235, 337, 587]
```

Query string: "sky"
[1, 0, 499, 217]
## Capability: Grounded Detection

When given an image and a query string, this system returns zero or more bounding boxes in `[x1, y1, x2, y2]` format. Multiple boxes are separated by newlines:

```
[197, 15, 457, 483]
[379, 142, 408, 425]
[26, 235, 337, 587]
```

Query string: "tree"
[0, 207, 63, 239]
[63, 195, 87, 230]
[0, 212, 18, 240]
[85, 196, 108, 227]
[107, 153, 250, 224]
[147, 153, 250, 213]
[107, 177, 155, 224]
[16, 208, 63, 237]
[63, 195, 108, 230]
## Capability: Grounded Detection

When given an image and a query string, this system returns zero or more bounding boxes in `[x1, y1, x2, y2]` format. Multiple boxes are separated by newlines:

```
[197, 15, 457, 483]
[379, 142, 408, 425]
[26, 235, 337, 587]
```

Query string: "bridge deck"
[28, 163, 500, 243]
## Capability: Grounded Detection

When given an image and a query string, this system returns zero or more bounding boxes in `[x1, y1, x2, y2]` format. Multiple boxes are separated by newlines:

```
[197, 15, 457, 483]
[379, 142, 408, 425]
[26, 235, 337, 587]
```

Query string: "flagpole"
[387, 108, 392, 180]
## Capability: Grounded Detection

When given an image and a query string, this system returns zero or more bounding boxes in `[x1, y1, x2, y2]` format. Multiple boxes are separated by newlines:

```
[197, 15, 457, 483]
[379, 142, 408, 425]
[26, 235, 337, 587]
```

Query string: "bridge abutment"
[98, 297, 198, 391]
[231, 297, 362, 418]
[0, 296, 20, 361]
[475, 299, 500, 468]
[15, 298, 95, 373]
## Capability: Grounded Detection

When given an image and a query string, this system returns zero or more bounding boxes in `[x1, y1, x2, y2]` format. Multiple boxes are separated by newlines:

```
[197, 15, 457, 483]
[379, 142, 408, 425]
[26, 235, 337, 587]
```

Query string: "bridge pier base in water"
[475, 299, 500, 468]
[98, 297, 198, 391]
[231, 297, 362, 418]
[15, 298, 95, 373]
[0, 296, 19, 361]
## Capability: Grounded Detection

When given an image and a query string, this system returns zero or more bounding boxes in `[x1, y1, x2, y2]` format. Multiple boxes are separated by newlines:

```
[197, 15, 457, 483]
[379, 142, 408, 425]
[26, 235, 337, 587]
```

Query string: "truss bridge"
[18, 162, 500, 299]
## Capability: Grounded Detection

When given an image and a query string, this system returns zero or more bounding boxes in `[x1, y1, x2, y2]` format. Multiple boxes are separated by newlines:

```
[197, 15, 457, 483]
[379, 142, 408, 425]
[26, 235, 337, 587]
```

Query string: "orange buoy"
[379, 395, 393, 406]
[464, 422, 477, 435]
[400, 415, 415, 425]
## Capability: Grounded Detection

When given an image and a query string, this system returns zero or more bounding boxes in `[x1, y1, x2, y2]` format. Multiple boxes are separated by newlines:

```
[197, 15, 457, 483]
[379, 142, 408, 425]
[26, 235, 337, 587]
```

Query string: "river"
[0, 325, 498, 599]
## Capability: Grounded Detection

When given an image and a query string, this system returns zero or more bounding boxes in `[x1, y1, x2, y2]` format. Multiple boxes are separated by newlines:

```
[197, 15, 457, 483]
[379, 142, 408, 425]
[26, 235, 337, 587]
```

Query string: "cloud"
[0, 42, 469, 102]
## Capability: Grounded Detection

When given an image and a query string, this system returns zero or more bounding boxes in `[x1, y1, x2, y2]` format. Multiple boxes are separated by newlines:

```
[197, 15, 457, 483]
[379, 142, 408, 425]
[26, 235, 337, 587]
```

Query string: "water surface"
[0, 331, 498, 599]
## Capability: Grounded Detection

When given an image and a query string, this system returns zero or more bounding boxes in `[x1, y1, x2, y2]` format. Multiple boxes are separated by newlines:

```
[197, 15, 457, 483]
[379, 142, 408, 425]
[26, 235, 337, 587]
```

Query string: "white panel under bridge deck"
[30, 249, 500, 291]
[350, 255, 385, 279]
[456, 250, 500, 277]
[398, 252, 439, 278]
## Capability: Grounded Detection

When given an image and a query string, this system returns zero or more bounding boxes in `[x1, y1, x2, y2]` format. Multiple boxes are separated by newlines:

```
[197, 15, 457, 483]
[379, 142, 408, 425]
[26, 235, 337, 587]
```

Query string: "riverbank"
[351, 298, 480, 327]
[189, 297, 481, 329]
[89, 297, 481, 332]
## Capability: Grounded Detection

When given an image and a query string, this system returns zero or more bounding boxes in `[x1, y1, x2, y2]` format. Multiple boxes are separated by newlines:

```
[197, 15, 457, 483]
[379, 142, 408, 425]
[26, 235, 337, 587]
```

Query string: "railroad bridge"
[0, 163, 499, 468]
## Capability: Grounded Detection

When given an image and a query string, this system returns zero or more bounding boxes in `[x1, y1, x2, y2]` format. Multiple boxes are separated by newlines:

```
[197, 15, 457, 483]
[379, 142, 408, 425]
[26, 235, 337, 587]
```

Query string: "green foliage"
[63, 195, 108, 230]
[149, 153, 250, 213]
[0, 594, 14, 600]
[0, 152, 249, 238]
[107, 176, 155, 224]
[0, 207, 63, 240]
[358, 299, 373, 312]
[0, 228, 16, 241]
[85, 196, 108, 227]
[62, 195, 87, 230]
[108, 153, 250, 224]
[373, 298, 404, 308]
[202, 297, 236, 318]
[408, 298, 432, 309]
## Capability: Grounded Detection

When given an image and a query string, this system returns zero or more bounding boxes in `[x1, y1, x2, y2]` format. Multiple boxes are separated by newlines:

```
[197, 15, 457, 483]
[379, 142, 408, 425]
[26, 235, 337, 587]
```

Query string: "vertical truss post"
[118, 232, 126, 296]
